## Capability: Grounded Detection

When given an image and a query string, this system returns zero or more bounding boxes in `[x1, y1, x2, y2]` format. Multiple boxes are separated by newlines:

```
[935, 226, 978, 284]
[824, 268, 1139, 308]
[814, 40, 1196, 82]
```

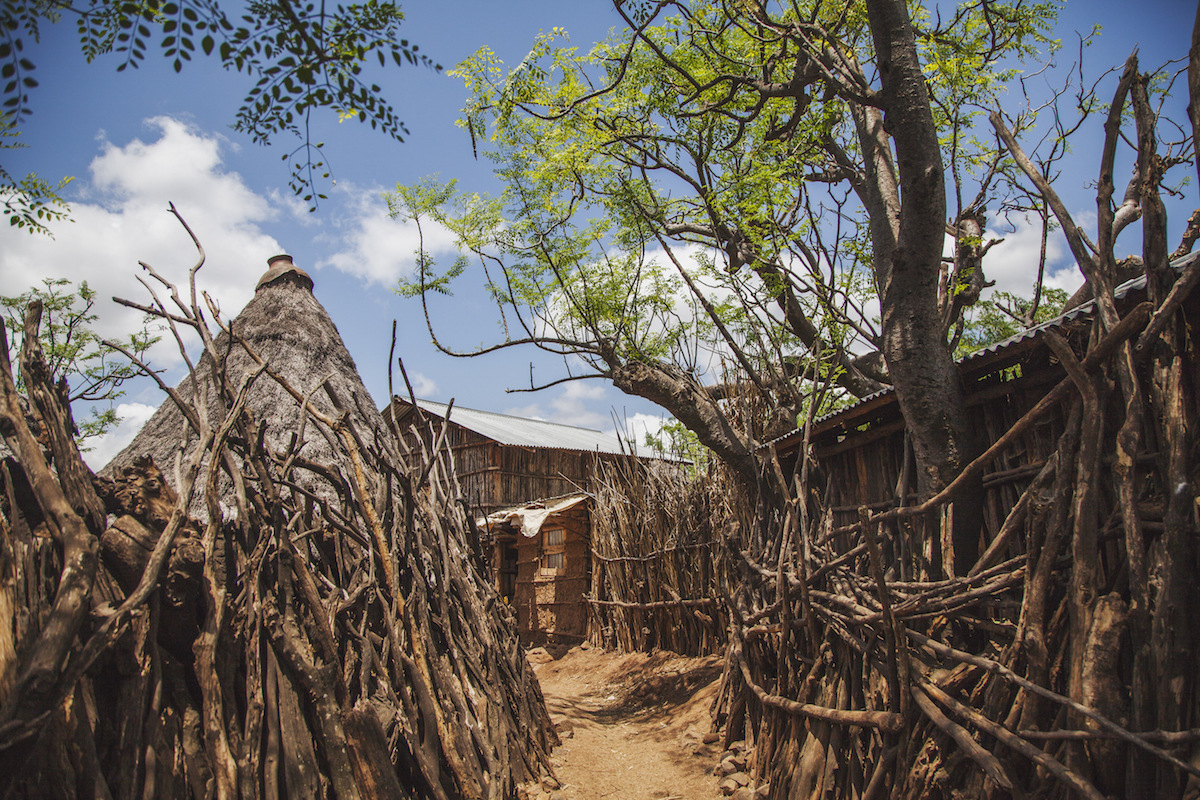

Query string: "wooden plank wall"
[820, 357, 1067, 528]
[816, 345, 1070, 581]
[393, 409, 604, 514]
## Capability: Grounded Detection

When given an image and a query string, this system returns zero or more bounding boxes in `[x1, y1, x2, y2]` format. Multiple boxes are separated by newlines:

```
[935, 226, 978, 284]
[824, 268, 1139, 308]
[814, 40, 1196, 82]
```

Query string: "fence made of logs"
[0, 234, 557, 799]
[585, 458, 739, 656]
[707, 255, 1200, 798]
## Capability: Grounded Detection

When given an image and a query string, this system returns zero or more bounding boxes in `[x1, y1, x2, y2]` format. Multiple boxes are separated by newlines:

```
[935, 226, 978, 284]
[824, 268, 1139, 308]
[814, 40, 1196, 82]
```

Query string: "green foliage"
[0, 163, 70, 233]
[387, 173, 700, 369]
[955, 286, 1069, 357]
[435, 2, 1062, 382]
[443, 15, 828, 374]
[389, 177, 466, 297]
[917, 1, 1062, 211]
[0, 112, 71, 234]
[1, 277, 160, 445]
[393, 1, 1068, 476]
[0, 0, 437, 218]
[642, 419, 713, 476]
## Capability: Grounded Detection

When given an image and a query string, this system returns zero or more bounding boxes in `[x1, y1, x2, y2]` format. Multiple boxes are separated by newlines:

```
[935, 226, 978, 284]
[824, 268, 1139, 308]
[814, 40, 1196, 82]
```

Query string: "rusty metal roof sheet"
[393, 397, 632, 456]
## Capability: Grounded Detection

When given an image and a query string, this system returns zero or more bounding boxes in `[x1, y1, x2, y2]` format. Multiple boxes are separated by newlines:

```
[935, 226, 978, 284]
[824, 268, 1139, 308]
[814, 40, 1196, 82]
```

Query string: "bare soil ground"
[524, 645, 727, 800]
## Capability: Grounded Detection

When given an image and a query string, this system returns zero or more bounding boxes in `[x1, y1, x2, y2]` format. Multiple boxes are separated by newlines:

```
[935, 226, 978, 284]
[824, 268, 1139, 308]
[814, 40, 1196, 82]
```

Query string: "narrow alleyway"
[524, 646, 730, 800]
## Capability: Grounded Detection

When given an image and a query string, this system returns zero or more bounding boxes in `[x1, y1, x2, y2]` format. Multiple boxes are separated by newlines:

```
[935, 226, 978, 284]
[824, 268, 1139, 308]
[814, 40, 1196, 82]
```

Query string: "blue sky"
[0, 0, 1191, 467]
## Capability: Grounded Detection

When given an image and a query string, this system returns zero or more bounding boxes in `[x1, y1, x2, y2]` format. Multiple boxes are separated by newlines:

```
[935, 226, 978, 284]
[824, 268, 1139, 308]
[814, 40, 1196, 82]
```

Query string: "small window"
[541, 527, 566, 573]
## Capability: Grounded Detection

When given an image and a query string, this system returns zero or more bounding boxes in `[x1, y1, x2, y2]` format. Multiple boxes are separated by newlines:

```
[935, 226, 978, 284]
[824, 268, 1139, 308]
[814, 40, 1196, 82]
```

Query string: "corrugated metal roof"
[395, 398, 631, 456]
[953, 252, 1194, 368]
[764, 251, 1198, 450]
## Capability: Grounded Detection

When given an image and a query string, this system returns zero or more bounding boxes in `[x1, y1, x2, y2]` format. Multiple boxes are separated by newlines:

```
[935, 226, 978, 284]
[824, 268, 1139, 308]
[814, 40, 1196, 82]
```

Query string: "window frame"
[540, 527, 566, 575]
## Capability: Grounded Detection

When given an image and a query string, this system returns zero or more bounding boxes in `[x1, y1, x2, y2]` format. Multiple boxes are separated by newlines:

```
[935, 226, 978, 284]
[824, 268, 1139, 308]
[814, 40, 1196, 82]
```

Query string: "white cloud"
[616, 412, 670, 454]
[268, 187, 318, 223]
[503, 382, 611, 430]
[317, 187, 459, 286]
[549, 382, 611, 431]
[83, 402, 157, 470]
[410, 371, 438, 397]
[0, 117, 299, 465]
[0, 117, 286, 370]
[984, 212, 1083, 298]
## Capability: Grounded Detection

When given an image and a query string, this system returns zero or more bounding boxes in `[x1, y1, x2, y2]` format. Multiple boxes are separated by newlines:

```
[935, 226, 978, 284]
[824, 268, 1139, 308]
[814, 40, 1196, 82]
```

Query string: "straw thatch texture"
[105, 268, 388, 517]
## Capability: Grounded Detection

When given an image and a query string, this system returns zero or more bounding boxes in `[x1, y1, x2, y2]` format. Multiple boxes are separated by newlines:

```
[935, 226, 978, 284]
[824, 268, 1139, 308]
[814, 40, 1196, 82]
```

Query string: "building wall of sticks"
[721, 258, 1200, 798]
[784, 273, 1198, 583]
[387, 406, 599, 516]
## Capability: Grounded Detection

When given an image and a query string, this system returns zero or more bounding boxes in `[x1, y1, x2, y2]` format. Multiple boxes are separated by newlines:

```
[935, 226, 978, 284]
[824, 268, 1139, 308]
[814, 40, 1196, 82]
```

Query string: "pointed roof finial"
[257, 254, 313, 292]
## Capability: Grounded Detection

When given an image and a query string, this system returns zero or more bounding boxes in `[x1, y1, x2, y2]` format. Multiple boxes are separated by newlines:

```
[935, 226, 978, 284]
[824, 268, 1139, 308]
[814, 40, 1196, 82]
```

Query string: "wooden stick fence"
[708, 259, 1200, 799]
[584, 458, 741, 656]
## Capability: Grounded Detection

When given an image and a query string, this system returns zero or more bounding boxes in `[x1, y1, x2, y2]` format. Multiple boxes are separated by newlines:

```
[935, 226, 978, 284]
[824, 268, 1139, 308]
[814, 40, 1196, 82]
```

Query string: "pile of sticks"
[0, 264, 556, 798]
[585, 458, 738, 656]
[711, 259, 1200, 798]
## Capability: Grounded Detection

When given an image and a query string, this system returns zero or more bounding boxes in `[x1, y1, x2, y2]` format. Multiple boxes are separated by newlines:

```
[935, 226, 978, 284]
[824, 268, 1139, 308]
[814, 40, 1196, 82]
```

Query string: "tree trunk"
[609, 360, 760, 491]
[863, 0, 981, 572]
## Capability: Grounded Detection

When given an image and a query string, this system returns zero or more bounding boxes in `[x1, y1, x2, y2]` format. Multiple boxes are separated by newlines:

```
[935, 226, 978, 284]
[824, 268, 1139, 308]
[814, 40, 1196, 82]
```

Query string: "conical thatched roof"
[104, 255, 391, 513]
[52, 256, 558, 798]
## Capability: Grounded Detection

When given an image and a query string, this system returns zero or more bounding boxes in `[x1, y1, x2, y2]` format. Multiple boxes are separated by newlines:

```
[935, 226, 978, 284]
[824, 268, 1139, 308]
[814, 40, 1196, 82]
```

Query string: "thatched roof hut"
[104, 255, 390, 512]
[78, 254, 559, 798]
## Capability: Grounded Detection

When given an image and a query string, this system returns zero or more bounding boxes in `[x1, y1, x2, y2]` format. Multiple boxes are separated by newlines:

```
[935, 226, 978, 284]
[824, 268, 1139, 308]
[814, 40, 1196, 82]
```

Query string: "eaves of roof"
[388, 397, 635, 457]
[762, 251, 1198, 454]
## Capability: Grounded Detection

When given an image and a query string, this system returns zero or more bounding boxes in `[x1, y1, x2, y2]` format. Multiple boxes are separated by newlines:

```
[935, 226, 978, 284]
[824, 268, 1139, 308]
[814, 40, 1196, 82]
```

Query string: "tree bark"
[0, 307, 102, 791]
[863, 0, 981, 572]
[609, 360, 759, 490]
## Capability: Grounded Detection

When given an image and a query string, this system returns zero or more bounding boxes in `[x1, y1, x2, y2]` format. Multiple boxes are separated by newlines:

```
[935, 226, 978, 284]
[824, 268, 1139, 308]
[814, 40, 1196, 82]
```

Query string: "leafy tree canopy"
[390, 0, 1070, 489]
[0, 0, 438, 230]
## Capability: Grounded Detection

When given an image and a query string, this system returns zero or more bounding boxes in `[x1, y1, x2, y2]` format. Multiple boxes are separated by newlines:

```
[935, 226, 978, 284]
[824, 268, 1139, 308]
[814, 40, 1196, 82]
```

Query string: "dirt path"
[524, 645, 727, 800]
